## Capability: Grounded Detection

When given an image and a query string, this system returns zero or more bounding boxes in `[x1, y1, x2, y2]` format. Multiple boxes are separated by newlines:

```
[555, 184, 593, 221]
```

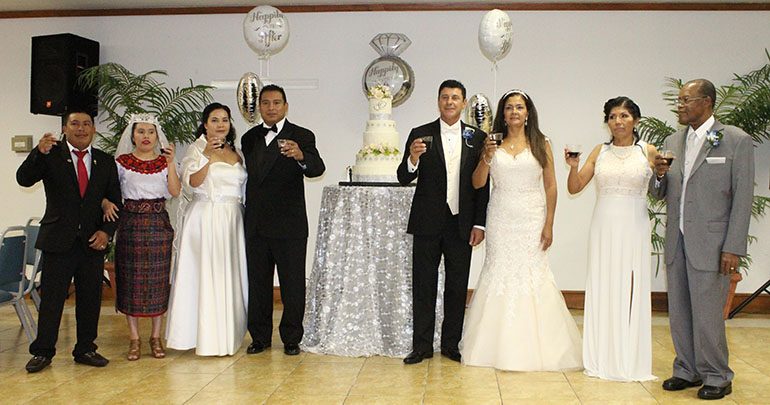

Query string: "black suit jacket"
[16, 141, 122, 255]
[241, 120, 325, 239]
[396, 119, 489, 240]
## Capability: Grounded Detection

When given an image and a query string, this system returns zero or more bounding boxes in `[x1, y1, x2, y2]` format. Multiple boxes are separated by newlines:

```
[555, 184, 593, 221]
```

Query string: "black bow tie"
[264, 124, 278, 134]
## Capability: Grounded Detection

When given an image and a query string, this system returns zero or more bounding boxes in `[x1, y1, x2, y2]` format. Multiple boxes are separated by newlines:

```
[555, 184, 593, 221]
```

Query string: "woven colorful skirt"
[115, 198, 173, 316]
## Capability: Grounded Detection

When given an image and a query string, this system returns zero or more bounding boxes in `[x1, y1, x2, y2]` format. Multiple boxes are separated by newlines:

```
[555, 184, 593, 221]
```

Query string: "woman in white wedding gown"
[567, 96, 657, 381]
[165, 103, 248, 356]
[460, 90, 582, 371]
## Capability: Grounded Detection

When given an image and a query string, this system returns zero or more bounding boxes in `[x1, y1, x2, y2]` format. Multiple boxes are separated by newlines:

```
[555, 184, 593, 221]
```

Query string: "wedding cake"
[351, 85, 402, 182]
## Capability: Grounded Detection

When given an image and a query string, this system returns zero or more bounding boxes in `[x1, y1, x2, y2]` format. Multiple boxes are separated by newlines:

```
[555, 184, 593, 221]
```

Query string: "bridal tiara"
[502, 89, 529, 101]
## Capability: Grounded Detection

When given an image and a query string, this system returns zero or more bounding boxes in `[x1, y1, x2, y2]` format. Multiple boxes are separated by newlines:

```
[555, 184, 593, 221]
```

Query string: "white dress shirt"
[263, 118, 286, 146]
[66, 140, 92, 178]
[407, 118, 462, 172]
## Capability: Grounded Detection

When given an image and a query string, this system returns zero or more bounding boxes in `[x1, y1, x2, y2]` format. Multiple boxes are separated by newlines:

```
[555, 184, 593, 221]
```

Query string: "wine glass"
[489, 133, 503, 146]
[565, 144, 582, 159]
[660, 150, 676, 166]
[420, 136, 433, 151]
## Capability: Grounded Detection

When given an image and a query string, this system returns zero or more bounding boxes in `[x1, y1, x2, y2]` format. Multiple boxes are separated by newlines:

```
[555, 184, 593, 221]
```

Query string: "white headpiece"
[502, 89, 529, 101]
[114, 113, 170, 158]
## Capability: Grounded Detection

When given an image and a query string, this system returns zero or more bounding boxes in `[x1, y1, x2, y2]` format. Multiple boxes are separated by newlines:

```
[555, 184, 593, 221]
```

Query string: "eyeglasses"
[676, 96, 707, 105]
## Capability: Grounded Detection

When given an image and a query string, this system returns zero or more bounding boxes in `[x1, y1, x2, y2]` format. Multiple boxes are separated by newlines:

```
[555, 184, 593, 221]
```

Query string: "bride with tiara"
[460, 89, 582, 371]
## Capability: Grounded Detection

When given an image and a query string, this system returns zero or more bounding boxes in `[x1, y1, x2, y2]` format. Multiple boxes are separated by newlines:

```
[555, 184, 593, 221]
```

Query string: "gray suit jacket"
[648, 119, 754, 271]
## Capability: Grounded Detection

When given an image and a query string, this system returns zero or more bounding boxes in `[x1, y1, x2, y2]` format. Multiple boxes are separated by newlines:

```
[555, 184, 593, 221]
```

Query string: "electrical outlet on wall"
[12, 135, 33, 153]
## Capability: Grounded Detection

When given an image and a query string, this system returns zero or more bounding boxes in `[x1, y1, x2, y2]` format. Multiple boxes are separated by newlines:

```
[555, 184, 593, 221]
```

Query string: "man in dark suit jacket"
[241, 84, 325, 356]
[17, 108, 122, 373]
[397, 80, 490, 364]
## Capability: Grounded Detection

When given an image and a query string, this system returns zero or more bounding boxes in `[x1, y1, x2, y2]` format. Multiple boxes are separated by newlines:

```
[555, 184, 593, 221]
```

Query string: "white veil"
[114, 113, 170, 158]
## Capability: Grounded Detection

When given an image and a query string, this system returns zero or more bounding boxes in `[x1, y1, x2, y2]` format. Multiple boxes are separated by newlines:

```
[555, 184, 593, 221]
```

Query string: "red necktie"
[73, 150, 89, 198]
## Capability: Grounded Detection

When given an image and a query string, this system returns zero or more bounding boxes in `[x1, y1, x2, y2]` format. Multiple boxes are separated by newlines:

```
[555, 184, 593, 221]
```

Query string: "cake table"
[301, 184, 445, 357]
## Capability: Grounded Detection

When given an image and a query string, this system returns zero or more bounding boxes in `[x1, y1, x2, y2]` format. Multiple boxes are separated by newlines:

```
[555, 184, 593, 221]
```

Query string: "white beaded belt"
[598, 187, 646, 198]
[192, 194, 243, 204]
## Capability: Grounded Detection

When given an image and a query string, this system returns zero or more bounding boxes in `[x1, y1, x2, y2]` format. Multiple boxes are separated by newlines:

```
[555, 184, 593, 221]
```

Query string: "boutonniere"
[462, 128, 474, 148]
[706, 129, 723, 149]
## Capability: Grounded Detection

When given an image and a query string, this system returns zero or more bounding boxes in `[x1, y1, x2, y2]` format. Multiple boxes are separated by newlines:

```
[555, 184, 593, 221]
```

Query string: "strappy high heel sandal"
[149, 337, 166, 359]
[127, 339, 141, 361]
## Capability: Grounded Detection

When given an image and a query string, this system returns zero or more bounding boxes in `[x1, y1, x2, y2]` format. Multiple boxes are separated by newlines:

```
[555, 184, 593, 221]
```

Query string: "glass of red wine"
[490, 132, 503, 146]
[661, 150, 675, 166]
[566, 144, 581, 159]
[420, 136, 433, 151]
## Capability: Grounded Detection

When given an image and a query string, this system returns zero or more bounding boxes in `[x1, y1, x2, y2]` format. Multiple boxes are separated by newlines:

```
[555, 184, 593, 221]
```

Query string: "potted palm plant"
[77, 63, 213, 294]
[638, 50, 770, 318]
[77, 62, 213, 155]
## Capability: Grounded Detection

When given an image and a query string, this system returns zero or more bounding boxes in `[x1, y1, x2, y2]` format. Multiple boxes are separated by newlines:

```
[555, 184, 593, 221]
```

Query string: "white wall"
[2, 10, 769, 293]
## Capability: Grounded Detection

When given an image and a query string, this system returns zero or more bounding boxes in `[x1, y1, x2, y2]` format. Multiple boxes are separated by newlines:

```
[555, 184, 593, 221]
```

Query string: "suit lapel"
[257, 121, 288, 184]
[431, 120, 446, 168]
[689, 120, 721, 176]
[59, 143, 81, 194]
[676, 129, 687, 177]
[459, 122, 473, 171]
[84, 150, 99, 200]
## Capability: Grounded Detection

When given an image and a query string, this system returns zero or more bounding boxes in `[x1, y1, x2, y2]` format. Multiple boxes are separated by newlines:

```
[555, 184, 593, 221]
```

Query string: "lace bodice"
[489, 148, 543, 193]
[594, 142, 652, 198]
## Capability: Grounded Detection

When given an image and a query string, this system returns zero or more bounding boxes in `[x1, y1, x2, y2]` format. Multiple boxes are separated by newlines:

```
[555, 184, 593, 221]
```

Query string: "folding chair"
[0, 226, 37, 342]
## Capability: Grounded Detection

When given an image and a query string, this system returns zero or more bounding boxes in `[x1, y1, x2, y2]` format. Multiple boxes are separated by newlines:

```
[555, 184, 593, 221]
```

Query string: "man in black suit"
[241, 84, 325, 356]
[398, 80, 490, 364]
[17, 108, 122, 373]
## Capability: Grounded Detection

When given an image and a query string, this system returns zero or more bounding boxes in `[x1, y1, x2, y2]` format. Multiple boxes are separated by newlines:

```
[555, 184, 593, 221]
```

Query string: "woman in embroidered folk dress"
[460, 90, 582, 371]
[102, 114, 181, 360]
[567, 96, 657, 381]
[165, 103, 249, 356]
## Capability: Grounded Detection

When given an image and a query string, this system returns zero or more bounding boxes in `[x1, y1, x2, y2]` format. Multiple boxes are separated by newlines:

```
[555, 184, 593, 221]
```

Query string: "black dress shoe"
[284, 343, 300, 356]
[74, 351, 109, 367]
[246, 341, 270, 354]
[662, 376, 703, 391]
[698, 383, 732, 400]
[440, 348, 461, 363]
[26, 355, 52, 373]
[403, 350, 433, 365]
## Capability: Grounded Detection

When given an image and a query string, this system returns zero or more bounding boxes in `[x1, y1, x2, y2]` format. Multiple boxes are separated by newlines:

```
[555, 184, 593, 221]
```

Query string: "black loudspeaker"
[30, 33, 99, 116]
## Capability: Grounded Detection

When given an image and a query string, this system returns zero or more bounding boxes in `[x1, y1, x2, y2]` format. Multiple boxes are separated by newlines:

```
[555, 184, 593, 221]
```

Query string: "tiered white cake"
[352, 86, 402, 182]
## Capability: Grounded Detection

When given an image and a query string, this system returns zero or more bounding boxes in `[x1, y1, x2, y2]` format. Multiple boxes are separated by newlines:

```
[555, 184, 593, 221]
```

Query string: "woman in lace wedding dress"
[567, 96, 657, 381]
[460, 90, 582, 371]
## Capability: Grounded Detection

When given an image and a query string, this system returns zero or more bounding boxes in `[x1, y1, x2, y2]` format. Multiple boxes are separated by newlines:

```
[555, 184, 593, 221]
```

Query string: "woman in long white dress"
[165, 103, 248, 356]
[460, 90, 582, 371]
[567, 96, 657, 381]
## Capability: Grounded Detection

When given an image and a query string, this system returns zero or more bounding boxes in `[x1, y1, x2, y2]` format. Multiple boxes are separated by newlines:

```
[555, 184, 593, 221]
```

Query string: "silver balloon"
[463, 93, 493, 134]
[362, 56, 414, 107]
[243, 5, 290, 59]
[478, 9, 513, 64]
[362, 33, 415, 107]
[237, 72, 263, 127]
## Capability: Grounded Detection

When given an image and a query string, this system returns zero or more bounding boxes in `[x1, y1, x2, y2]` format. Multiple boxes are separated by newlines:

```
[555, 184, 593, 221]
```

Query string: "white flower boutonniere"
[706, 129, 723, 149]
[462, 128, 474, 148]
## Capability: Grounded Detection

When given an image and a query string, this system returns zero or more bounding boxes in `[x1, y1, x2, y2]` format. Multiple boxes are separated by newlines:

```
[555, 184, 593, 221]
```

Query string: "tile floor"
[1, 300, 769, 404]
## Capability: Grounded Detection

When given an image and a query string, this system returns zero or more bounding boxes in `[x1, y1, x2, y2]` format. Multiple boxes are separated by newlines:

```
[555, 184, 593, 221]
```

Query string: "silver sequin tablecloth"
[301, 185, 444, 357]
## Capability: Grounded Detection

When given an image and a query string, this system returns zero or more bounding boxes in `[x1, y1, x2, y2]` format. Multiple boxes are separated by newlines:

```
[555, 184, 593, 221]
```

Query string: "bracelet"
[483, 156, 492, 165]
